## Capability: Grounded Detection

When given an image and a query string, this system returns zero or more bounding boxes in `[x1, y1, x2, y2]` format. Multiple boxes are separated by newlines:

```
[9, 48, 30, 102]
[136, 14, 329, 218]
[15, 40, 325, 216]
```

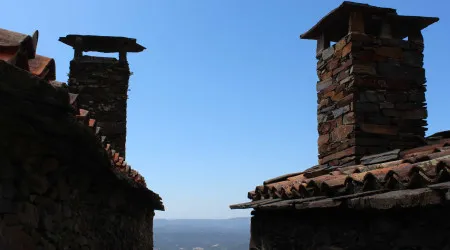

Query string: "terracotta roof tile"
[28, 54, 55, 80]
[0, 30, 53, 81]
[0, 49, 17, 63]
[231, 135, 450, 211]
[0, 28, 30, 46]
[0, 28, 38, 65]
[69, 101, 157, 200]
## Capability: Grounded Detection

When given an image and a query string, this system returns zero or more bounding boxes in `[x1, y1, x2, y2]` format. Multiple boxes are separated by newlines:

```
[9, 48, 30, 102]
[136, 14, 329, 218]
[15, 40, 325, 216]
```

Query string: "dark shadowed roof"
[300, 1, 438, 41]
[0, 28, 163, 210]
[59, 35, 146, 53]
[230, 134, 450, 211]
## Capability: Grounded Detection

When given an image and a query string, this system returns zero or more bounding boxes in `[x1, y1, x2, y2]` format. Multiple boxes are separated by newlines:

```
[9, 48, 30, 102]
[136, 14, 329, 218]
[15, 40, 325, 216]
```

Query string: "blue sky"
[3, 0, 449, 219]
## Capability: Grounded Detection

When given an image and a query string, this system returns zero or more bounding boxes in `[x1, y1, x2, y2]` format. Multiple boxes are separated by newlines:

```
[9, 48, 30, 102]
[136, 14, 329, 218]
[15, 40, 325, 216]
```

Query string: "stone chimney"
[300, 2, 439, 166]
[59, 35, 146, 158]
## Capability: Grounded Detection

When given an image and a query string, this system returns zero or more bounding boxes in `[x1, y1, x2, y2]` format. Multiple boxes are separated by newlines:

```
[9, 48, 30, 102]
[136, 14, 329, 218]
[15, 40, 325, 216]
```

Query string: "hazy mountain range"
[153, 217, 250, 250]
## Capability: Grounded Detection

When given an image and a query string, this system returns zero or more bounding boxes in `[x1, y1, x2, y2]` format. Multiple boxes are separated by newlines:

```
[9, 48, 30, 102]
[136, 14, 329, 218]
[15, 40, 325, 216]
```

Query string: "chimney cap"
[59, 34, 146, 53]
[300, 1, 438, 42]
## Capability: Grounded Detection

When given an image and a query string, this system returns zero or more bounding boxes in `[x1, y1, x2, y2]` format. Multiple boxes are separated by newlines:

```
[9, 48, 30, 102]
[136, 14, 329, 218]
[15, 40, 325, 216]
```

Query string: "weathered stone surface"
[403, 51, 424, 67]
[350, 64, 377, 75]
[334, 39, 347, 52]
[380, 102, 394, 109]
[355, 103, 379, 113]
[337, 93, 353, 108]
[330, 92, 344, 102]
[332, 105, 350, 118]
[386, 93, 407, 103]
[360, 124, 398, 135]
[320, 147, 356, 164]
[318, 98, 329, 110]
[318, 134, 330, 146]
[331, 125, 354, 141]
[335, 69, 350, 83]
[361, 90, 379, 102]
[320, 71, 333, 81]
[402, 109, 427, 119]
[408, 92, 425, 102]
[332, 59, 353, 76]
[353, 50, 374, 62]
[319, 121, 336, 134]
[251, 206, 450, 250]
[375, 47, 403, 59]
[342, 112, 355, 125]
[322, 47, 335, 61]
[341, 42, 352, 58]
[316, 79, 333, 92]
[319, 104, 336, 114]
[317, 114, 328, 124]
[327, 58, 340, 71]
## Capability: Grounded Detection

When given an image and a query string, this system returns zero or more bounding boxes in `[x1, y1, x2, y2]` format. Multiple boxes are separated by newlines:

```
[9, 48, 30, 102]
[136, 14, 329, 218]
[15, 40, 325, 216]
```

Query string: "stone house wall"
[0, 61, 155, 250]
[250, 207, 450, 250]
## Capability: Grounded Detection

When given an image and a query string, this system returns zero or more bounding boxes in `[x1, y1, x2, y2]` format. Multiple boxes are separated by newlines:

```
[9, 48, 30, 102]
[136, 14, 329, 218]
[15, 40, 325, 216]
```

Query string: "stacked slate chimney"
[300, 2, 438, 166]
[60, 35, 145, 158]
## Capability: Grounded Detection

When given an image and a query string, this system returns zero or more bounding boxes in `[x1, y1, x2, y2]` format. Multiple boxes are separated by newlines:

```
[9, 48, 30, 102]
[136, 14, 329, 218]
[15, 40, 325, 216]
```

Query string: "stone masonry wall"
[251, 207, 450, 250]
[317, 32, 427, 166]
[0, 62, 154, 250]
[68, 56, 130, 157]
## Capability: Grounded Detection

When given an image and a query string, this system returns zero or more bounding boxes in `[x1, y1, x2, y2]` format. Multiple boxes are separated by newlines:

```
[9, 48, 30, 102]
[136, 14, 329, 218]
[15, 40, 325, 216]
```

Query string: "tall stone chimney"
[59, 35, 145, 158]
[300, 2, 439, 166]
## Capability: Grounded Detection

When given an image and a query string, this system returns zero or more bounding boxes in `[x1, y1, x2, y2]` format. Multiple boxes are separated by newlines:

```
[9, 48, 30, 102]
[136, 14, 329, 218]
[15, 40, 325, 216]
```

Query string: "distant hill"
[153, 217, 250, 250]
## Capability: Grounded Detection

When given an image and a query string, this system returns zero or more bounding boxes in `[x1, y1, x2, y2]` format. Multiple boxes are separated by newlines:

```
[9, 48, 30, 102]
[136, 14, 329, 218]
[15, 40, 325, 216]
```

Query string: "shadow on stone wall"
[251, 207, 450, 250]
[0, 61, 155, 250]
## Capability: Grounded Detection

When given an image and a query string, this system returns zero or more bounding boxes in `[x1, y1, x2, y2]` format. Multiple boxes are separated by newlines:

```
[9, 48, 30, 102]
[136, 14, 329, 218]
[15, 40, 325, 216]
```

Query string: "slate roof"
[230, 133, 450, 211]
[0, 28, 164, 210]
[300, 1, 439, 41]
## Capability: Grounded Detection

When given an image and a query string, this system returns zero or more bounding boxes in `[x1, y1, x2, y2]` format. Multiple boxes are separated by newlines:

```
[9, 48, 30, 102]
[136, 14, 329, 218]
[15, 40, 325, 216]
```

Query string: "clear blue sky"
[3, 0, 449, 219]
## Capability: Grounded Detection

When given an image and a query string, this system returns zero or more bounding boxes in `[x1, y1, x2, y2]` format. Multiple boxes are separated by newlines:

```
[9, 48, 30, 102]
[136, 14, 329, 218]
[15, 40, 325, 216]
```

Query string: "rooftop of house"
[230, 133, 450, 210]
[0, 27, 163, 210]
[230, 1, 445, 212]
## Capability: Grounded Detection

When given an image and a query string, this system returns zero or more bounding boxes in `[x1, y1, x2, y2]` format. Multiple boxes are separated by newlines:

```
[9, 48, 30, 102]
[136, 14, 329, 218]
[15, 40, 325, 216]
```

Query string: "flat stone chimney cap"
[59, 34, 146, 53]
[300, 1, 439, 42]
